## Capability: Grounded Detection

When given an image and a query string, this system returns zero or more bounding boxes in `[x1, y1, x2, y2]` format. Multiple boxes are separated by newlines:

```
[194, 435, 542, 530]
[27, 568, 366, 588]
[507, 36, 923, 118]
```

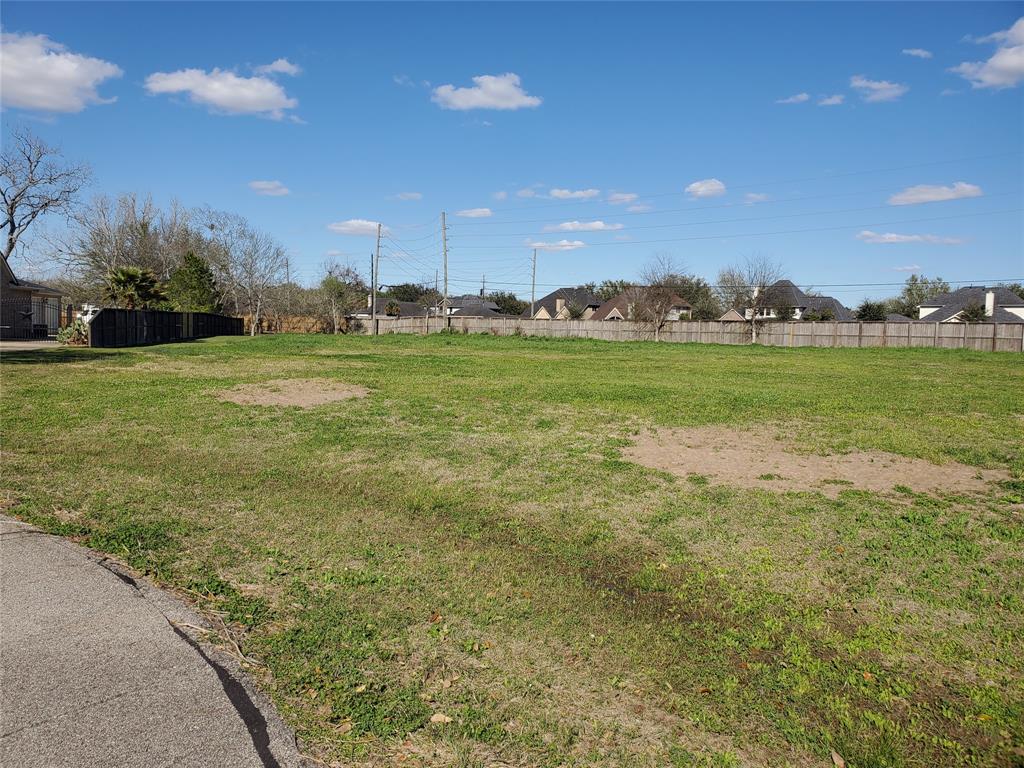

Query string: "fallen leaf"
[430, 712, 452, 724]
[862, 671, 874, 681]
[441, 678, 452, 689]
[337, 722, 353, 734]
[429, 612, 442, 623]
[831, 750, 846, 768]
[354, 684, 367, 693]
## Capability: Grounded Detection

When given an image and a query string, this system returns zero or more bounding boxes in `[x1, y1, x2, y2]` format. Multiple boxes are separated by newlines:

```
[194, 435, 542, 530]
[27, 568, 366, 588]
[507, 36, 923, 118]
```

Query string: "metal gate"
[0, 298, 61, 340]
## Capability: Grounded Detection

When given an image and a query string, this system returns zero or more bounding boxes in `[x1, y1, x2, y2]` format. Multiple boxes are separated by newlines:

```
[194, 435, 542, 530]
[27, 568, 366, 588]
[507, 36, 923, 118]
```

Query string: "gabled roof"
[450, 303, 504, 317]
[886, 313, 913, 323]
[757, 280, 852, 320]
[920, 285, 1024, 308]
[591, 288, 691, 321]
[1, 255, 62, 298]
[449, 295, 500, 312]
[521, 286, 601, 318]
[921, 286, 1024, 323]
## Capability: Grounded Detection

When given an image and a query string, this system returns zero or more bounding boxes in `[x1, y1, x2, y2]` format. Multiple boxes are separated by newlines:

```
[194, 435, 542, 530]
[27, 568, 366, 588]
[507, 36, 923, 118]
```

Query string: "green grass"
[2, 334, 1022, 767]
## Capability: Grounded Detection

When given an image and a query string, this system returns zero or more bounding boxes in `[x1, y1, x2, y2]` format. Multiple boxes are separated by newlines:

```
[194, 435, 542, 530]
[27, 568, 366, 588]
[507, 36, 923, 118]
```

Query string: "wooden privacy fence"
[88, 309, 243, 348]
[364, 316, 1024, 352]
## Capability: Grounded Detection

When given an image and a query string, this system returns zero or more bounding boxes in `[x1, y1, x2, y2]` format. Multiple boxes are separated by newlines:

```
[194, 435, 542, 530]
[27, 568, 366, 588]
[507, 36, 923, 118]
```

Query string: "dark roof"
[920, 286, 1024, 323]
[758, 280, 852, 320]
[921, 285, 1024, 308]
[449, 295, 500, 312]
[521, 286, 601, 318]
[886, 313, 913, 323]
[802, 295, 854, 321]
[591, 288, 691, 321]
[450, 303, 504, 317]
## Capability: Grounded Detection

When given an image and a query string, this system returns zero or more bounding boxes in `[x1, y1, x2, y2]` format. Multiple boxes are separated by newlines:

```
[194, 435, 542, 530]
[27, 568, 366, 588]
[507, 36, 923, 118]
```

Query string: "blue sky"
[3, 1, 1023, 303]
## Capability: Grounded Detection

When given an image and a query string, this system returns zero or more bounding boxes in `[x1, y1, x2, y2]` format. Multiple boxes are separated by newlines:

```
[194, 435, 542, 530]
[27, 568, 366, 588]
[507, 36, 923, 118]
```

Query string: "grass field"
[2, 334, 1023, 768]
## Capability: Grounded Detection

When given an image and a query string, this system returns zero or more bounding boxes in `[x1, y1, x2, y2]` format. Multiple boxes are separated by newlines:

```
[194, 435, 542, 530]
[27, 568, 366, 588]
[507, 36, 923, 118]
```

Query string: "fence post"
[857, 321, 863, 348]
[933, 322, 939, 348]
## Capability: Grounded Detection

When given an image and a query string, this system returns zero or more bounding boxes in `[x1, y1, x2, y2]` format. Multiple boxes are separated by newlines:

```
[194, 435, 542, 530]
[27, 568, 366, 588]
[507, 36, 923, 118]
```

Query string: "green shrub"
[56, 319, 89, 345]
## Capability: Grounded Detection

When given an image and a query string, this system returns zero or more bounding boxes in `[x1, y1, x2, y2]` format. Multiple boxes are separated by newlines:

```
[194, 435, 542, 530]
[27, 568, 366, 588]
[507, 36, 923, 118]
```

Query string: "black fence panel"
[88, 309, 243, 348]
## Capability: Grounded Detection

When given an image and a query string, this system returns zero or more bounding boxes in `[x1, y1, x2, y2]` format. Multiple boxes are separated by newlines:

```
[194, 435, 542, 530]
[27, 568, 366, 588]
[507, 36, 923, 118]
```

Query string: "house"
[449, 302, 505, 317]
[1, 255, 63, 339]
[719, 308, 746, 322]
[746, 280, 853, 321]
[591, 288, 692, 321]
[885, 313, 913, 323]
[520, 287, 601, 320]
[447, 295, 500, 315]
[917, 286, 1024, 323]
[352, 294, 430, 319]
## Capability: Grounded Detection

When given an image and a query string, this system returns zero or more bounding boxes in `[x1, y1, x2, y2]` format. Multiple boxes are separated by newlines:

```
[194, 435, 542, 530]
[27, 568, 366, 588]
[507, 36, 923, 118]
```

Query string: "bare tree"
[1, 127, 90, 263]
[318, 260, 367, 334]
[203, 213, 286, 335]
[716, 255, 783, 342]
[636, 254, 688, 339]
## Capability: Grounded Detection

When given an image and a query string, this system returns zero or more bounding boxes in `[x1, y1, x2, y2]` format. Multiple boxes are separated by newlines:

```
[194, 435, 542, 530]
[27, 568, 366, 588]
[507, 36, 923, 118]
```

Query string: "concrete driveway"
[0, 340, 59, 353]
[0, 517, 306, 767]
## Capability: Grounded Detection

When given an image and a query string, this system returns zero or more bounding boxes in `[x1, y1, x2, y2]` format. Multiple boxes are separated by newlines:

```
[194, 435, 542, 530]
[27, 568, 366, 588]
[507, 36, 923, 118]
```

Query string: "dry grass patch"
[625, 424, 1008, 497]
[217, 379, 369, 408]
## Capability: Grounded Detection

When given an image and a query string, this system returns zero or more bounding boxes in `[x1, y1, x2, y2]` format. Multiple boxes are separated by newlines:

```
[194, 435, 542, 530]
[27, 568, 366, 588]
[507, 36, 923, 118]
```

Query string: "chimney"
[555, 297, 565, 313]
[985, 290, 995, 318]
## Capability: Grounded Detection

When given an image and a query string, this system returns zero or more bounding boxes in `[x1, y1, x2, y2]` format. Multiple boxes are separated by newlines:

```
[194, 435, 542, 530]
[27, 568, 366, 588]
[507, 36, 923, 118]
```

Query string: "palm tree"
[104, 267, 166, 309]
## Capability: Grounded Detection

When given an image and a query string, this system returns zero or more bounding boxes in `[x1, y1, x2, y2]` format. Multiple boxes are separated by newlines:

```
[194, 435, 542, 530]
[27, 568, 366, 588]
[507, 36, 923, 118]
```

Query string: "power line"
[444, 276, 1024, 290]
[445, 191, 1023, 239]
[479, 150, 1021, 214]
[445, 207, 1022, 251]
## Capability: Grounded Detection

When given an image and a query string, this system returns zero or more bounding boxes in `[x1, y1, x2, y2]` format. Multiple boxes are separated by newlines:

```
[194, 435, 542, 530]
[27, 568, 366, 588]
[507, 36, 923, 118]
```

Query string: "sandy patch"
[217, 379, 369, 409]
[624, 425, 1008, 497]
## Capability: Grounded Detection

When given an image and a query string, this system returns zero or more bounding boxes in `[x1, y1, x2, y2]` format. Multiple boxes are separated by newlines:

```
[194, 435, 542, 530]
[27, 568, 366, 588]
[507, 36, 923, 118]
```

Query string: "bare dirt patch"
[624, 425, 1008, 497]
[217, 379, 369, 409]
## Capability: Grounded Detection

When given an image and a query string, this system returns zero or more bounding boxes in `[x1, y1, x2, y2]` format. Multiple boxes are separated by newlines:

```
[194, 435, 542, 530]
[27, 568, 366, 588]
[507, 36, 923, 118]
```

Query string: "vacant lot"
[2, 335, 1022, 768]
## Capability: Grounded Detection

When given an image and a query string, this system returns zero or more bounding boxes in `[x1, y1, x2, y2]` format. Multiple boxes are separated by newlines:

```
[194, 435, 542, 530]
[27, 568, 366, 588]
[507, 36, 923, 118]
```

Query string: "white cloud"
[888, 181, 982, 205]
[145, 67, 298, 119]
[254, 58, 301, 76]
[516, 188, 536, 198]
[607, 192, 638, 205]
[544, 220, 623, 232]
[744, 193, 770, 204]
[549, 188, 600, 199]
[493, 191, 508, 201]
[902, 48, 933, 59]
[328, 219, 385, 236]
[951, 17, 1024, 89]
[776, 92, 809, 104]
[456, 207, 492, 218]
[431, 73, 541, 110]
[818, 94, 845, 106]
[893, 264, 922, 271]
[850, 75, 909, 102]
[685, 178, 726, 198]
[856, 230, 964, 244]
[0, 31, 122, 112]
[527, 239, 586, 252]
[248, 180, 290, 196]
[393, 74, 415, 87]
[627, 203, 652, 213]
[395, 192, 423, 201]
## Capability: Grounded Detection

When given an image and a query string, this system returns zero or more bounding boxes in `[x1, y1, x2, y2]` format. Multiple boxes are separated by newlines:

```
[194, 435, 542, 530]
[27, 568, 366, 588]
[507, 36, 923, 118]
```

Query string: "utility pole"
[481, 274, 486, 299]
[372, 224, 382, 336]
[531, 248, 537, 318]
[441, 211, 449, 327]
